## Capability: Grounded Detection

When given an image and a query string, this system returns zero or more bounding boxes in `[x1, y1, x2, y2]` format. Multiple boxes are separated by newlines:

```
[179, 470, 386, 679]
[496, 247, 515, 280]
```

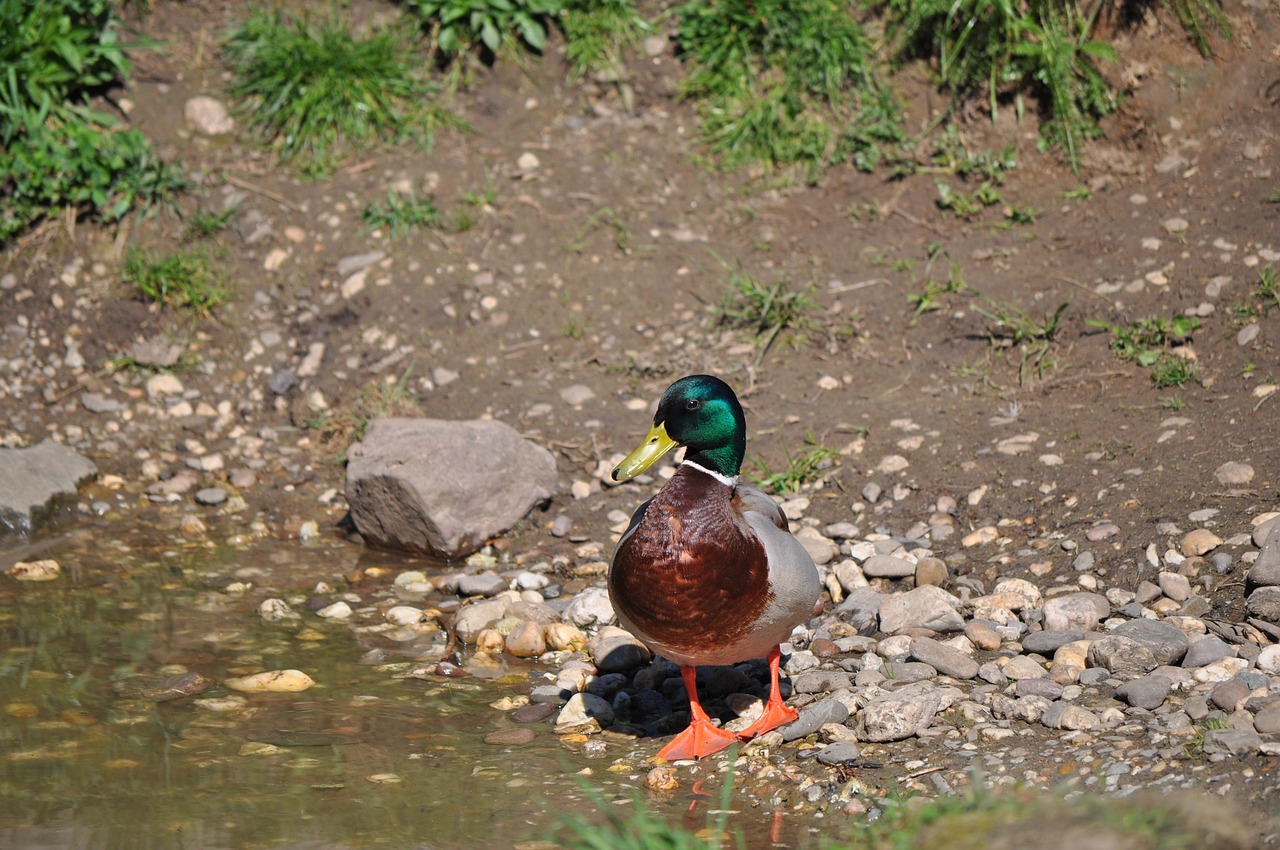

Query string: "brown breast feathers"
[609, 466, 772, 653]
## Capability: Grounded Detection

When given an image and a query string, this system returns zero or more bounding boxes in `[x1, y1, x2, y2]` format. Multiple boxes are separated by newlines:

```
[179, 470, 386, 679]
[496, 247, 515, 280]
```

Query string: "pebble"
[224, 669, 315, 693]
[1214, 461, 1254, 486]
[195, 487, 228, 506]
[484, 728, 537, 745]
[6, 559, 62, 581]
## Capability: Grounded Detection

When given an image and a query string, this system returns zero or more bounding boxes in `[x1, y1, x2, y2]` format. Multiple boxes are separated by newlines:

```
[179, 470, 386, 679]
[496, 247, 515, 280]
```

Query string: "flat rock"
[1111, 618, 1190, 665]
[0, 440, 97, 536]
[1182, 636, 1236, 668]
[1021, 630, 1084, 654]
[879, 585, 964, 634]
[1041, 592, 1110, 631]
[910, 636, 979, 679]
[862, 554, 916, 578]
[1203, 727, 1263, 756]
[346, 418, 557, 558]
[1041, 701, 1099, 730]
[589, 625, 651, 673]
[780, 696, 849, 741]
[1087, 635, 1157, 679]
[816, 741, 862, 765]
[857, 684, 942, 742]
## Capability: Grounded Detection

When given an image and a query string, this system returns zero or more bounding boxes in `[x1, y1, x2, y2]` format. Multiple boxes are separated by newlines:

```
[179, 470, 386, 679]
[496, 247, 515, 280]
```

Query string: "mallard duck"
[609, 375, 821, 760]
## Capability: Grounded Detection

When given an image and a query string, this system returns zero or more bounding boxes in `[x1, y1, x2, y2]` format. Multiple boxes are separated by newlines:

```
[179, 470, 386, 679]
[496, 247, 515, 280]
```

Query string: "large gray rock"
[878, 585, 964, 634]
[1111, 618, 1189, 665]
[1247, 521, 1280, 587]
[0, 440, 97, 536]
[346, 418, 557, 558]
[857, 683, 942, 741]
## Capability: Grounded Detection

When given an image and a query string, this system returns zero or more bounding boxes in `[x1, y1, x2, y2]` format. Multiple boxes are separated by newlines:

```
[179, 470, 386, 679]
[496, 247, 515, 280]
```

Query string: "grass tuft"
[362, 191, 444, 238]
[123, 247, 229, 313]
[751, 432, 838, 495]
[223, 10, 462, 174]
[714, 271, 818, 361]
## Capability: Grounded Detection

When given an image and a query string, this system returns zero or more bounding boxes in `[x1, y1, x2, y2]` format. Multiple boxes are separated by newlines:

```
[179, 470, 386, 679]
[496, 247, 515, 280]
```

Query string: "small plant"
[714, 271, 817, 359]
[936, 179, 1003, 218]
[976, 298, 1069, 386]
[676, 0, 901, 181]
[1150, 353, 1198, 389]
[1164, 0, 1232, 56]
[223, 10, 461, 173]
[310, 369, 421, 458]
[561, 0, 649, 81]
[1, 0, 184, 241]
[751, 432, 837, 495]
[405, 0, 561, 61]
[882, 0, 1118, 170]
[185, 206, 238, 239]
[906, 246, 967, 322]
[1088, 314, 1200, 366]
[362, 191, 443, 238]
[123, 247, 229, 313]
[1256, 263, 1279, 313]
[569, 206, 633, 254]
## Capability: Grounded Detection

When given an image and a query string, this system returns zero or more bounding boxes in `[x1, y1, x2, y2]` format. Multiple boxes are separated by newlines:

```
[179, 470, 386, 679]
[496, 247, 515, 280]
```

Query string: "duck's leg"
[656, 666, 739, 761]
[737, 645, 798, 740]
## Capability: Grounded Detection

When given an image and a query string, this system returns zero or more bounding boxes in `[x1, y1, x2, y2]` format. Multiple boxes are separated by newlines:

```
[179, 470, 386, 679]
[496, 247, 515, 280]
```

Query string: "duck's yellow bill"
[612, 422, 678, 481]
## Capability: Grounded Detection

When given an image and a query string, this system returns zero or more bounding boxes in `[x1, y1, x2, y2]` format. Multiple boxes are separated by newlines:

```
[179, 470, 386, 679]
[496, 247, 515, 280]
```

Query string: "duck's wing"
[732, 483, 791, 533]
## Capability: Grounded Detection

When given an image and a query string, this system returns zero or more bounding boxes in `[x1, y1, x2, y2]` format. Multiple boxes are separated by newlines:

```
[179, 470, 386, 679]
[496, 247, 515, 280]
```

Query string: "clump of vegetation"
[905, 245, 967, 322]
[405, 0, 560, 61]
[310, 370, 422, 459]
[751, 432, 838, 495]
[976, 297, 1069, 385]
[1088, 312, 1201, 387]
[223, 10, 461, 174]
[362, 191, 443, 238]
[1231, 263, 1280, 322]
[184, 206, 238, 240]
[0, 0, 185, 242]
[561, 0, 650, 80]
[714, 271, 818, 360]
[881, 0, 1118, 170]
[675, 0, 903, 181]
[123, 247, 229, 313]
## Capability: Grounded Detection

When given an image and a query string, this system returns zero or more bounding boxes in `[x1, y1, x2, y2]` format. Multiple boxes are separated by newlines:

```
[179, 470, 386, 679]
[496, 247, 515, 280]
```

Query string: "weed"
[406, 0, 560, 61]
[185, 206, 238, 239]
[1150, 353, 1197, 389]
[569, 206, 633, 254]
[223, 10, 461, 173]
[714, 271, 817, 359]
[1256, 263, 1279, 312]
[907, 247, 967, 321]
[0, 0, 183, 240]
[561, 0, 649, 81]
[362, 191, 443, 238]
[977, 299, 1068, 346]
[1059, 185, 1091, 200]
[936, 179, 1003, 218]
[751, 432, 837, 495]
[123, 247, 229, 313]
[311, 369, 421, 458]
[676, 0, 900, 181]
[1088, 314, 1199, 366]
[1164, 0, 1232, 56]
[462, 173, 501, 209]
[882, 0, 1118, 171]
[1161, 393, 1184, 411]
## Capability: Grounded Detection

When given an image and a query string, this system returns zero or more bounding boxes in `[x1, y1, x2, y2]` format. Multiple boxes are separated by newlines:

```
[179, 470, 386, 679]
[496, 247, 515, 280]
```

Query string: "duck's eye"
[685, 399, 701, 411]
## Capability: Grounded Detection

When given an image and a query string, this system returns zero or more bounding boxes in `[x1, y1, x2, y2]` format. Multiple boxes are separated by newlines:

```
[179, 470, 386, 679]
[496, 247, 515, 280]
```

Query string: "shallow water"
[0, 515, 839, 850]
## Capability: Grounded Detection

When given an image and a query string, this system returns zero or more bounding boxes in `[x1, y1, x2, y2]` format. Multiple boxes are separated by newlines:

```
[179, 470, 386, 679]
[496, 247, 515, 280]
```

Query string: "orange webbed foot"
[657, 716, 740, 761]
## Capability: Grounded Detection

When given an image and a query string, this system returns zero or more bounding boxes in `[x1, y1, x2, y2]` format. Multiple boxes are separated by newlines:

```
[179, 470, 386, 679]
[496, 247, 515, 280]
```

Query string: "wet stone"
[816, 741, 862, 765]
[195, 487, 228, 506]
[484, 728, 537, 746]
[512, 702, 556, 723]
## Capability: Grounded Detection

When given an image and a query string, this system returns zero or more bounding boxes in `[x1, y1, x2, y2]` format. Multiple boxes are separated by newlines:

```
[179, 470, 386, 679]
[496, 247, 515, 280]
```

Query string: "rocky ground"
[3, 0, 1280, 844]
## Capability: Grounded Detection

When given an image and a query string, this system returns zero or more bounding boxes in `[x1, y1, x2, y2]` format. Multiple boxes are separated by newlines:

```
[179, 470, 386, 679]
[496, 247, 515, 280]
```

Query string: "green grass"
[1150, 353, 1198, 389]
[976, 298, 1069, 385]
[562, 0, 649, 80]
[184, 206, 238, 239]
[123, 247, 229, 313]
[0, 0, 185, 241]
[223, 10, 461, 174]
[676, 0, 903, 181]
[405, 0, 560, 61]
[362, 191, 443, 238]
[906, 245, 967, 322]
[1087, 314, 1200, 366]
[714, 271, 818, 360]
[751, 431, 838, 495]
[310, 368, 422, 459]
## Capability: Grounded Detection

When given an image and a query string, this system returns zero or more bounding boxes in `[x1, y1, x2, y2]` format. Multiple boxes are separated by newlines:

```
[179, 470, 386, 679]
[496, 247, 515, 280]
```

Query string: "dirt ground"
[3, 0, 1280, 837]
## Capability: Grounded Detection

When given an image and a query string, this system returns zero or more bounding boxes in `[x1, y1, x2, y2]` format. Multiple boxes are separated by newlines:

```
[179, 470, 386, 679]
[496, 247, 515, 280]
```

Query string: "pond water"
[0, 513, 846, 849]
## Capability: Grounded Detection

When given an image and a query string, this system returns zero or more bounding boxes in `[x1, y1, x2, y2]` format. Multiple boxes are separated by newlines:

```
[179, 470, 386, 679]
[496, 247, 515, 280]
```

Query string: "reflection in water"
[0, 523, 826, 849]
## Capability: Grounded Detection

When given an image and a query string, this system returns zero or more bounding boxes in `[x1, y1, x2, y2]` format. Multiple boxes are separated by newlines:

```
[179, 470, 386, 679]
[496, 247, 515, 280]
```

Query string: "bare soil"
[3, 0, 1280, 839]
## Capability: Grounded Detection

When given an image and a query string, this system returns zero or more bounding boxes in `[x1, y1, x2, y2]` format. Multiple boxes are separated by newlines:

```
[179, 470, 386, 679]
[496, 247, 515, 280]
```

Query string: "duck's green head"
[612, 374, 746, 481]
